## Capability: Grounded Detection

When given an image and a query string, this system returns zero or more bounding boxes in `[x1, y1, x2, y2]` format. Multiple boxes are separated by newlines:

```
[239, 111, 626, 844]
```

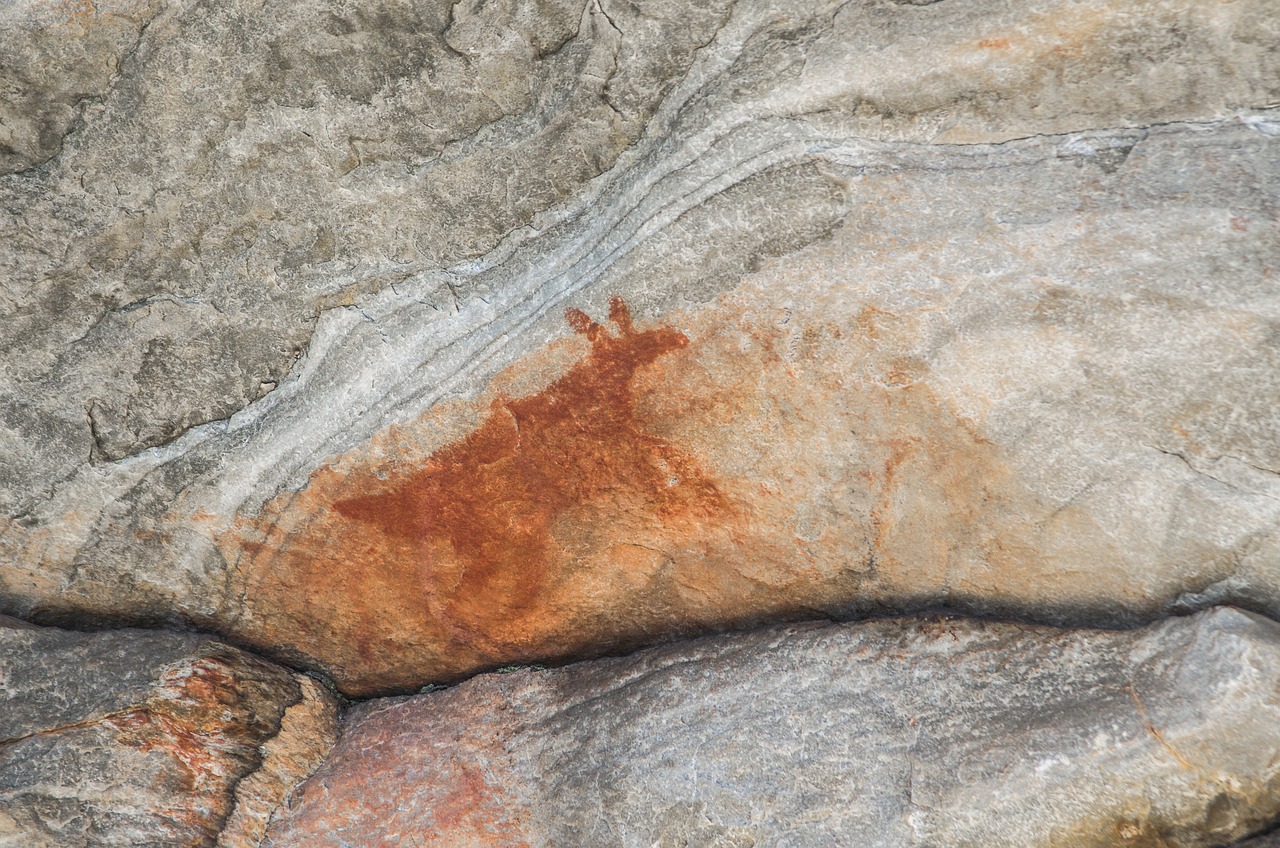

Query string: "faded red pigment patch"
[226, 288, 1040, 696]
[262, 685, 534, 848]
[423, 760, 531, 847]
[34, 653, 291, 842]
[104, 709, 229, 794]
[104, 656, 269, 792]
[227, 297, 733, 694]
[333, 296, 727, 627]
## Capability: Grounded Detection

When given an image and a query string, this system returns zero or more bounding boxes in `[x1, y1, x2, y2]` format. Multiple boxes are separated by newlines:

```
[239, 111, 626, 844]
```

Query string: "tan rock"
[216, 677, 340, 848]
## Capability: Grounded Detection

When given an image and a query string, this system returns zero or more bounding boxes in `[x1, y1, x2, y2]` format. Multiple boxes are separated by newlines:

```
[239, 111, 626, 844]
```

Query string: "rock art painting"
[227, 297, 742, 693]
[0, 621, 335, 848]
[225, 280, 1054, 695]
[2, 0, 1279, 843]
[331, 297, 728, 628]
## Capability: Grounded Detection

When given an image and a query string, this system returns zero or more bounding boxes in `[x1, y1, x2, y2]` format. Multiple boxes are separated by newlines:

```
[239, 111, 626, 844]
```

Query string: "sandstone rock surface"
[0, 616, 338, 848]
[5, 0, 1280, 842]
[261, 607, 1280, 848]
[1, 0, 1278, 697]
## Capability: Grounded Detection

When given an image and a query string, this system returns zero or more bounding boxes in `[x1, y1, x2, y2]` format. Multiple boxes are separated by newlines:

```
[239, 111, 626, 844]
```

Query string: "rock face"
[1233, 835, 1280, 848]
[260, 607, 1280, 848]
[0, 616, 338, 848]
[1, 2, 1277, 697]
[4, 0, 1280, 842]
[1237, 832, 1280, 848]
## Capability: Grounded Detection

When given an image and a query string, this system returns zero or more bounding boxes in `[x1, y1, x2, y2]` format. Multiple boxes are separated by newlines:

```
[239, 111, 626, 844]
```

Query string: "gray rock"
[0, 0, 163, 175]
[0, 0, 735, 467]
[4, 0, 1279, 840]
[1, 0, 1277, 695]
[0, 617, 338, 848]
[261, 607, 1280, 847]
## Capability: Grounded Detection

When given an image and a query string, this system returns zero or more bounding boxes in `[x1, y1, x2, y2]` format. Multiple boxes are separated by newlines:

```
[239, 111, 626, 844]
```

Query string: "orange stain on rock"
[262, 685, 534, 847]
[424, 760, 531, 847]
[332, 296, 727, 629]
[228, 297, 734, 694]
[105, 708, 226, 793]
[34, 651, 298, 841]
[225, 287, 1044, 696]
[104, 655, 271, 795]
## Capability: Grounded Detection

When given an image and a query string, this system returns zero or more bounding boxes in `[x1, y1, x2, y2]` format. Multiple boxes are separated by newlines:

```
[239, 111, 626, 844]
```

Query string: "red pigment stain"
[329, 297, 727, 639]
[426, 761, 530, 846]
[105, 708, 226, 793]
[104, 656, 252, 794]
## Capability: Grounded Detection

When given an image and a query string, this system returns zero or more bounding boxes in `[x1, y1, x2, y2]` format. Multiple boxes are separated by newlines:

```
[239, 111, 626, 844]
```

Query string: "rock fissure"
[1126, 683, 1196, 774]
[1149, 445, 1280, 505]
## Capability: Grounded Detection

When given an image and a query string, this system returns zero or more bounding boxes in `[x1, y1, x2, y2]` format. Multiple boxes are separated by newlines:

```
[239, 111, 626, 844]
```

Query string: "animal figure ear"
[608, 296, 634, 334]
[565, 307, 603, 341]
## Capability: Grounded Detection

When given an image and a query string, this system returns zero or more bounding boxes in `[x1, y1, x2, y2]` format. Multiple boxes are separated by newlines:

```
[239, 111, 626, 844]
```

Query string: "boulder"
[261, 607, 1280, 848]
[0, 616, 338, 848]
[2, 0, 1277, 696]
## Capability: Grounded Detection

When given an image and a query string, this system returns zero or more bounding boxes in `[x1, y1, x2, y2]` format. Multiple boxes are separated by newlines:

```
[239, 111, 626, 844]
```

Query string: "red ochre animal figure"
[332, 296, 728, 635]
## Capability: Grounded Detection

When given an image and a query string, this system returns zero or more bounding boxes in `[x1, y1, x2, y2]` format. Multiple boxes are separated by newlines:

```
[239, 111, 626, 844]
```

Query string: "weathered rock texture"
[2, 0, 1278, 695]
[260, 607, 1280, 847]
[0, 616, 338, 848]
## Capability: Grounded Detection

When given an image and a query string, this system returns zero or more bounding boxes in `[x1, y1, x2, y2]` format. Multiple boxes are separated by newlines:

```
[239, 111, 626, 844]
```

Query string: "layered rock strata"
[260, 607, 1280, 847]
[0, 616, 338, 848]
